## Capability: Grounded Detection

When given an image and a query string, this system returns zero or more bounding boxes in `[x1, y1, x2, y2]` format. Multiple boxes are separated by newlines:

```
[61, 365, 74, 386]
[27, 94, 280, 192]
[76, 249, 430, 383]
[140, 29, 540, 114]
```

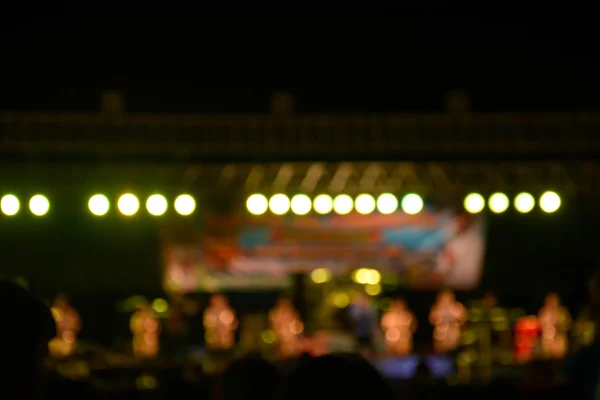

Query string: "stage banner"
[163, 210, 486, 292]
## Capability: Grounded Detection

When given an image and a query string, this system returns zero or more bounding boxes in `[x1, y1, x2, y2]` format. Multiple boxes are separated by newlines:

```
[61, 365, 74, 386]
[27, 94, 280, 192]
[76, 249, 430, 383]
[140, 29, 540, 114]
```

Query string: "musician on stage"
[538, 293, 571, 359]
[381, 299, 416, 356]
[347, 292, 379, 356]
[204, 294, 238, 351]
[49, 294, 81, 358]
[269, 298, 304, 358]
[430, 290, 467, 353]
[130, 302, 161, 359]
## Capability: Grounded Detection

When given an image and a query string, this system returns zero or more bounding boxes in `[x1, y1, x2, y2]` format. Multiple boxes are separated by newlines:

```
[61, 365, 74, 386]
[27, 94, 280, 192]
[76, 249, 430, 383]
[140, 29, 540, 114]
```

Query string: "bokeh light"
[146, 195, 168, 216]
[1, 194, 20, 216]
[88, 194, 110, 216]
[290, 194, 312, 215]
[313, 194, 333, 215]
[514, 192, 535, 213]
[333, 194, 353, 215]
[464, 193, 485, 214]
[174, 194, 196, 216]
[246, 194, 268, 215]
[401, 193, 424, 215]
[118, 193, 140, 216]
[365, 284, 382, 296]
[269, 194, 290, 215]
[540, 191, 561, 213]
[152, 298, 169, 313]
[29, 195, 50, 216]
[355, 194, 376, 215]
[376, 193, 398, 214]
[488, 193, 509, 214]
[310, 268, 332, 284]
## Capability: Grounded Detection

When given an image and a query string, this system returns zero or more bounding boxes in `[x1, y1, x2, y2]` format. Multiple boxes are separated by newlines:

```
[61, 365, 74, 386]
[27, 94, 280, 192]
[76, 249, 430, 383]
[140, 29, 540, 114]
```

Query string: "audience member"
[280, 353, 393, 400]
[217, 354, 282, 400]
[0, 280, 56, 400]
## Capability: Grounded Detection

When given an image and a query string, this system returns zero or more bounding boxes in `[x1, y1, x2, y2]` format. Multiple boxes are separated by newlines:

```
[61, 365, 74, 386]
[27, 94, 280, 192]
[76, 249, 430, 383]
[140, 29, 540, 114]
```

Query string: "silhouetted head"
[281, 354, 393, 400]
[219, 355, 282, 400]
[211, 294, 228, 308]
[544, 293, 560, 309]
[0, 280, 56, 400]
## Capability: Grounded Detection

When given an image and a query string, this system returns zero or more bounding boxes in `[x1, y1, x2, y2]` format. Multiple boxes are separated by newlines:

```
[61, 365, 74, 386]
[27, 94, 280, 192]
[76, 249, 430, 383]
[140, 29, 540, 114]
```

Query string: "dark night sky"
[1, 12, 598, 113]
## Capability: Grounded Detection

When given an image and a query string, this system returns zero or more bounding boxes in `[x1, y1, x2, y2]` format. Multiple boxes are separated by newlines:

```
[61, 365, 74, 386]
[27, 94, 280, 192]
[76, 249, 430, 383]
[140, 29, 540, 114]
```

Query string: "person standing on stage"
[204, 294, 238, 351]
[269, 298, 304, 358]
[430, 290, 467, 353]
[130, 302, 161, 359]
[381, 299, 417, 356]
[347, 292, 379, 356]
[538, 293, 571, 359]
[49, 294, 81, 358]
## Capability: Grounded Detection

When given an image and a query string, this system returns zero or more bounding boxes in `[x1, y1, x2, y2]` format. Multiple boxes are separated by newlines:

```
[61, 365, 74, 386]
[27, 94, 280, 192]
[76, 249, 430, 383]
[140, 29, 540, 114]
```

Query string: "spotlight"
[464, 193, 485, 214]
[88, 194, 110, 216]
[488, 193, 509, 214]
[376, 193, 398, 214]
[146, 195, 168, 216]
[269, 194, 290, 215]
[291, 194, 312, 215]
[246, 194, 268, 215]
[401, 193, 423, 215]
[355, 194, 376, 215]
[540, 191, 561, 213]
[1, 194, 20, 216]
[333, 194, 353, 215]
[118, 194, 140, 216]
[29, 195, 50, 216]
[174, 194, 196, 216]
[313, 194, 333, 215]
[514, 192, 535, 213]
[311, 268, 332, 284]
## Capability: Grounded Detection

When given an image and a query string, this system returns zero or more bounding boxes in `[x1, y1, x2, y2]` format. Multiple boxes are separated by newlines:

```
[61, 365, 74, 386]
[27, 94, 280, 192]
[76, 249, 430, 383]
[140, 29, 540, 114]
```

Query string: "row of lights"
[246, 191, 562, 216]
[1, 191, 562, 217]
[247, 193, 423, 216]
[0, 194, 197, 217]
[464, 191, 561, 214]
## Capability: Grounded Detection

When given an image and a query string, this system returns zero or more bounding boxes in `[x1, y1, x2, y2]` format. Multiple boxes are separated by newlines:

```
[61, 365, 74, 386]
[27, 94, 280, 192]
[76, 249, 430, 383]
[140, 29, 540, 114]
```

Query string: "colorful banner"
[163, 209, 486, 292]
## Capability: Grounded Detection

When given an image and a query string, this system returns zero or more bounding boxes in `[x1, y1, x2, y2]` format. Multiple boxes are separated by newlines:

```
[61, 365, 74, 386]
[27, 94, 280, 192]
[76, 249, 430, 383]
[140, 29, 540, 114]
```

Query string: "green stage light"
[1, 194, 20, 216]
[313, 194, 333, 215]
[88, 194, 110, 216]
[291, 194, 312, 215]
[146, 195, 168, 216]
[540, 191, 561, 213]
[269, 194, 290, 215]
[376, 193, 398, 214]
[514, 192, 535, 213]
[333, 194, 353, 215]
[174, 194, 196, 216]
[464, 193, 485, 214]
[401, 193, 424, 215]
[488, 193, 509, 214]
[29, 195, 50, 216]
[247, 194, 268, 215]
[118, 193, 139, 216]
[355, 194, 376, 215]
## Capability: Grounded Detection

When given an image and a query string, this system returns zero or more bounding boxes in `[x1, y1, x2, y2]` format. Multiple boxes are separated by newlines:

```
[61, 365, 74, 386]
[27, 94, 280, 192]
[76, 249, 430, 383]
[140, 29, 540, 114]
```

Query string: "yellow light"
[488, 193, 509, 214]
[514, 192, 535, 213]
[118, 194, 139, 216]
[376, 193, 398, 214]
[261, 329, 277, 344]
[152, 298, 169, 313]
[365, 284, 382, 296]
[269, 194, 290, 215]
[333, 194, 353, 215]
[540, 191, 561, 213]
[368, 269, 381, 285]
[146, 195, 168, 216]
[464, 193, 485, 214]
[313, 194, 333, 214]
[355, 194, 376, 215]
[311, 268, 332, 284]
[246, 194, 268, 215]
[1, 194, 20, 216]
[291, 194, 312, 215]
[174, 194, 196, 216]
[332, 292, 350, 308]
[401, 193, 424, 215]
[88, 194, 109, 216]
[29, 195, 50, 216]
